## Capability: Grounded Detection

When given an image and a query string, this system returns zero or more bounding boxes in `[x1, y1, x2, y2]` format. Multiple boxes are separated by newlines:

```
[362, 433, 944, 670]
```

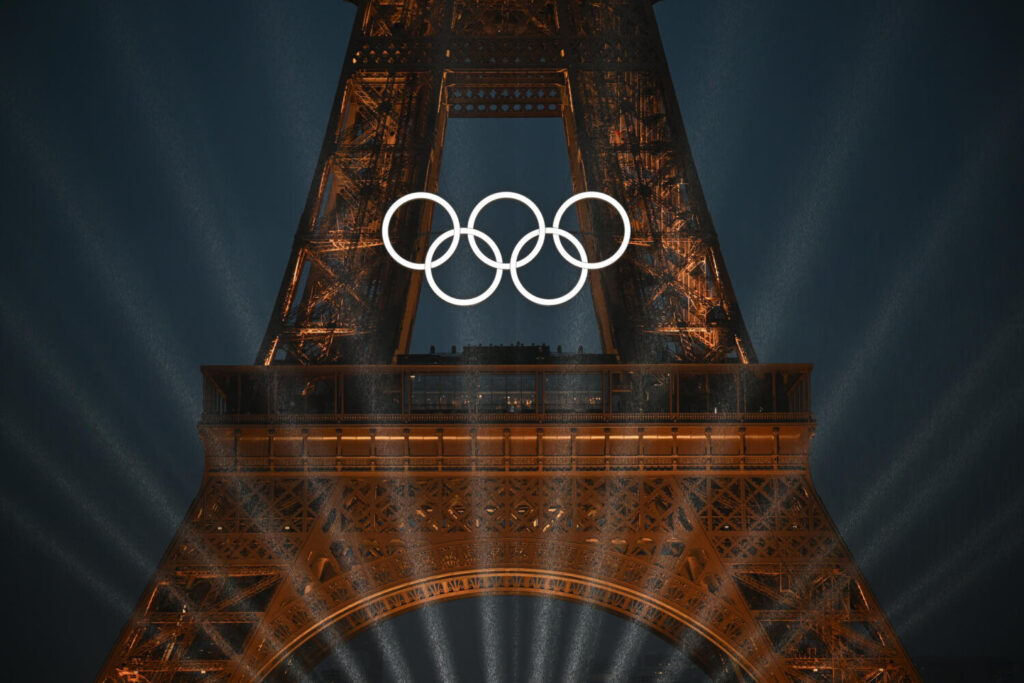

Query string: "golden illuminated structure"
[99, 1, 919, 680]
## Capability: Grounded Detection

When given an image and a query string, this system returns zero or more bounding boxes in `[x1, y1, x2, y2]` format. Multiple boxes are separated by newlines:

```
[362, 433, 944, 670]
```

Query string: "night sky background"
[1, 0, 1023, 680]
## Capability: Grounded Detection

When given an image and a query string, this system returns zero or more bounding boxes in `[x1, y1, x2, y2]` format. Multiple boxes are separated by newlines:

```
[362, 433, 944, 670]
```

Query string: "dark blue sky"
[1, 0, 1022, 679]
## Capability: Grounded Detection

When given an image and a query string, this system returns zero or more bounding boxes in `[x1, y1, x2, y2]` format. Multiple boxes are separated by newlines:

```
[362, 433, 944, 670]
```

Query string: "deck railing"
[201, 363, 812, 424]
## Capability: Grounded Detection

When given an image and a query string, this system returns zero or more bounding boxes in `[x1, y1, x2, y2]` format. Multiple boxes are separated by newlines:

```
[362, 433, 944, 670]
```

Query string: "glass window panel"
[407, 373, 471, 413]
[544, 373, 603, 413]
[476, 373, 536, 413]
[611, 372, 671, 413]
[344, 374, 403, 414]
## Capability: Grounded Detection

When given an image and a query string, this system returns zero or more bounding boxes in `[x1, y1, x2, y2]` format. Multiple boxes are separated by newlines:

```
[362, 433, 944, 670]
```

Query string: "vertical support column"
[561, 0, 755, 363]
[259, 0, 449, 364]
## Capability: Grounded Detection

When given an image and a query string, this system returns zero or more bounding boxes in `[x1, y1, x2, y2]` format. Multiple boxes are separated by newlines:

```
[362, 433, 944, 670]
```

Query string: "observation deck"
[199, 360, 814, 475]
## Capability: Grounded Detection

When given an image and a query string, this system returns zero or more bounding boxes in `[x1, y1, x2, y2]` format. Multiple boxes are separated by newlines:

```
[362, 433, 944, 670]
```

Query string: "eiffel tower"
[99, 1, 920, 680]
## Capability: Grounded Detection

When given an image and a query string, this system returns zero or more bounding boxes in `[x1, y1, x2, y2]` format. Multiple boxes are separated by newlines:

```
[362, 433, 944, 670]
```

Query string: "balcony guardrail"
[201, 363, 812, 424]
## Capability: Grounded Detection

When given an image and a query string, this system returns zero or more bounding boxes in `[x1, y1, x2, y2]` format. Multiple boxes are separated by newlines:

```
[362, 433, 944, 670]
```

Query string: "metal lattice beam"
[99, 2, 919, 681]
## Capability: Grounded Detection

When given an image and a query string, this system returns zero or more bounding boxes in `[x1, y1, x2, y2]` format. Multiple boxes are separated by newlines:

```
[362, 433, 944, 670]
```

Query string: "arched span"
[257, 568, 768, 682]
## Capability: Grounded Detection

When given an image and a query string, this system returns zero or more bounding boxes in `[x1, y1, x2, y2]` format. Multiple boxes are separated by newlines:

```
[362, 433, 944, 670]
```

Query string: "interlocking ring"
[381, 191, 631, 306]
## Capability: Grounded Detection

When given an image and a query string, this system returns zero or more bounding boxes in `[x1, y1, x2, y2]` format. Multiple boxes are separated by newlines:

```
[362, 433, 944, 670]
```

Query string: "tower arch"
[262, 569, 756, 682]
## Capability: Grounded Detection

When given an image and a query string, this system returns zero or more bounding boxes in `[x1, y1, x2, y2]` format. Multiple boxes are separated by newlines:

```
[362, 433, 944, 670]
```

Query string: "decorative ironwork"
[258, 0, 754, 364]
[99, 1, 919, 681]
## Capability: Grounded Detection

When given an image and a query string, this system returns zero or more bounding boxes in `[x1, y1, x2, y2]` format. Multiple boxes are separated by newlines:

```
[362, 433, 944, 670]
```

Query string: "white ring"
[465, 191, 547, 271]
[551, 191, 631, 270]
[381, 192, 461, 271]
[423, 227, 504, 306]
[509, 226, 590, 306]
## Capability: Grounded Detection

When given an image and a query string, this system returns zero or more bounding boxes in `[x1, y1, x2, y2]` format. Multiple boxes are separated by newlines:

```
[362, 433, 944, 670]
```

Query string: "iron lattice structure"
[257, 0, 756, 365]
[99, 1, 920, 681]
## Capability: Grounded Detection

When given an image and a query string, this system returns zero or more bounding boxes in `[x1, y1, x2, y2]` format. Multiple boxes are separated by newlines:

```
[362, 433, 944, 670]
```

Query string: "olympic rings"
[381, 191, 631, 307]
